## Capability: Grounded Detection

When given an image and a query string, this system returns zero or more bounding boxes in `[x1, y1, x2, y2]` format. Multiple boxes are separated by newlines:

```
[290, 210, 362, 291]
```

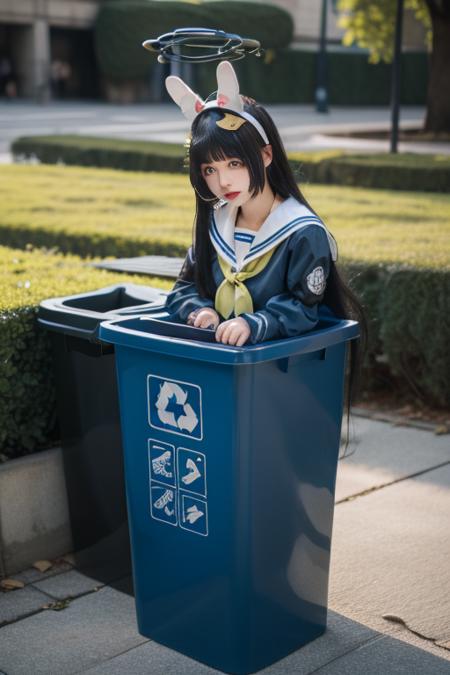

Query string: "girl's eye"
[203, 167, 214, 176]
[230, 160, 242, 168]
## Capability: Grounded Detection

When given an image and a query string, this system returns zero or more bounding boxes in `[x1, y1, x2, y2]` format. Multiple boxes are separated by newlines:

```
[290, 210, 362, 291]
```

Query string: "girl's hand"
[215, 317, 251, 347]
[187, 308, 220, 330]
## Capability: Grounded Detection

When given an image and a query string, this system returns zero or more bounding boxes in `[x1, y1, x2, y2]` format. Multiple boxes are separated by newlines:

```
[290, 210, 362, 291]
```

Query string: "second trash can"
[38, 284, 168, 586]
[99, 314, 359, 674]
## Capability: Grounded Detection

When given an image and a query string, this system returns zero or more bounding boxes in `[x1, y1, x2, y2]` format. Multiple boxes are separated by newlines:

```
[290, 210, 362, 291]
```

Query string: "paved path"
[1, 416, 449, 674]
[1, 101, 449, 164]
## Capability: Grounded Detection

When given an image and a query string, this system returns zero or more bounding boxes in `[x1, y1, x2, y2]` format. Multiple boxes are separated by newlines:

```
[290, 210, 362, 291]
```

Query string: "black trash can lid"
[38, 283, 169, 341]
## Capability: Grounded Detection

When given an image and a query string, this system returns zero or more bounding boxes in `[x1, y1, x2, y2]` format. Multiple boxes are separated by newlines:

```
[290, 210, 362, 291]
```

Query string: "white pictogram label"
[177, 448, 207, 497]
[148, 439, 176, 487]
[148, 376, 203, 440]
[148, 444, 208, 535]
[180, 494, 208, 536]
[150, 482, 177, 526]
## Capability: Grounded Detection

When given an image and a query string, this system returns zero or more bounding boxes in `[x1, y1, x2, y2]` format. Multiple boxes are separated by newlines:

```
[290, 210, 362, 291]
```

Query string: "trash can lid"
[98, 315, 359, 365]
[38, 283, 168, 341]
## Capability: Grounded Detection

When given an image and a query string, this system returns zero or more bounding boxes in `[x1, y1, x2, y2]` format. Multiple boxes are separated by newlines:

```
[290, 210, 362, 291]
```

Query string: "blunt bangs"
[189, 109, 267, 199]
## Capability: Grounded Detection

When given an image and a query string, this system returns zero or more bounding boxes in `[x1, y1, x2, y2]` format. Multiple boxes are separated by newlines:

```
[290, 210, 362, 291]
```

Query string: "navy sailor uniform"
[164, 196, 338, 344]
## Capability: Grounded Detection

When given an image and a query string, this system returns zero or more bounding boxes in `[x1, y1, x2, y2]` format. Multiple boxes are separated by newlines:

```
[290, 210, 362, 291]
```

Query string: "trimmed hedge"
[12, 136, 450, 193]
[95, 0, 293, 82]
[11, 135, 187, 174]
[346, 263, 449, 409]
[195, 49, 428, 106]
[290, 152, 450, 193]
[0, 244, 171, 462]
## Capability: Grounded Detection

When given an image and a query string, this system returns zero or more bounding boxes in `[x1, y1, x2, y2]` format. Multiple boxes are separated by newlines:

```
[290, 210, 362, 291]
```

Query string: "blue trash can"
[99, 314, 359, 674]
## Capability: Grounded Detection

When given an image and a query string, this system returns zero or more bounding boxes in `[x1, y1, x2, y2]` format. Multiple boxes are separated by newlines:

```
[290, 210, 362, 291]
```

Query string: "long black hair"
[182, 100, 368, 458]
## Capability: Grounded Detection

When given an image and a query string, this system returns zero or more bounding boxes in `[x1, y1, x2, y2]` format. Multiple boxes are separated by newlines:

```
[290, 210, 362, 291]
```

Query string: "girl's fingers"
[215, 323, 225, 341]
[193, 312, 209, 327]
[236, 331, 249, 347]
[220, 325, 243, 345]
[216, 320, 250, 345]
[218, 322, 236, 344]
[217, 324, 232, 343]
[193, 310, 219, 329]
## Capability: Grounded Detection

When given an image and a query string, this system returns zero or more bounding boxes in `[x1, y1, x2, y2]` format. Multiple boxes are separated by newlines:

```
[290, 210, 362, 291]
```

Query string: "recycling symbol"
[155, 381, 199, 433]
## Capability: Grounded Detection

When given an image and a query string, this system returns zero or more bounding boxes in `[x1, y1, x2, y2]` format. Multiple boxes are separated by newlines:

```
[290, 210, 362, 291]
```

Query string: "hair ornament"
[165, 60, 269, 145]
[216, 112, 247, 132]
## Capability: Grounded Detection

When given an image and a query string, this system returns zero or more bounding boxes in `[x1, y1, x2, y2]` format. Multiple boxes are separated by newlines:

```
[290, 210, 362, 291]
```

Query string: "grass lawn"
[1, 164, 449, 270]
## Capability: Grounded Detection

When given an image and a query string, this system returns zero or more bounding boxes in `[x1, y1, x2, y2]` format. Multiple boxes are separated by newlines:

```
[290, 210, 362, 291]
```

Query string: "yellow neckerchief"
[215, 247, 277, 319]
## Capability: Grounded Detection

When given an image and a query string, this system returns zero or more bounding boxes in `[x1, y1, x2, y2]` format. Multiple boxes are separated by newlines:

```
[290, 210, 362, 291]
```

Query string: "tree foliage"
[337, 0, 431, 63]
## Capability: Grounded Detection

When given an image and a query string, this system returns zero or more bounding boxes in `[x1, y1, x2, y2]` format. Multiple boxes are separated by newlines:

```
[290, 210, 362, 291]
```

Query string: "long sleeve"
[164, 247, 215, 323]
[240, 225, 332, 344]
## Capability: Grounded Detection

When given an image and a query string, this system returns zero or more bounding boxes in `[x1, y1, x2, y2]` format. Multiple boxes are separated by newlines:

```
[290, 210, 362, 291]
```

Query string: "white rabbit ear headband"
[165, 60, 270, 145]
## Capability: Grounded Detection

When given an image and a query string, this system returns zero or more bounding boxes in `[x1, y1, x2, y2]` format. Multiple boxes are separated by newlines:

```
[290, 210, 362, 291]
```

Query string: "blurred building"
[0, 0, 427, 101]
[0, 0, 101, 100]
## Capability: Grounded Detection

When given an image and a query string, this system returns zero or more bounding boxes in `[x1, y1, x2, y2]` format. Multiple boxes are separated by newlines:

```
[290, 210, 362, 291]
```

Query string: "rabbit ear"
[165, 76, 205, 121]
[215, 61, 243, 112]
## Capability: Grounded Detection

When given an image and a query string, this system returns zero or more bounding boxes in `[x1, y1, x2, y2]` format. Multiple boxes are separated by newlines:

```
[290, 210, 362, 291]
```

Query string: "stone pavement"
[1, 416, 449, 675]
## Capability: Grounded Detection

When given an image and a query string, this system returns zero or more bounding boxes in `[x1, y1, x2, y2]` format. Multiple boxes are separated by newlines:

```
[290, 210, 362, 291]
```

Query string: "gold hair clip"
[216, 113, 246, 132]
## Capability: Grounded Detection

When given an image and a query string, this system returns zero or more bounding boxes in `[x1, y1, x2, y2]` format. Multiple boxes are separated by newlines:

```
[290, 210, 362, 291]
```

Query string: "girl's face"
[200, 156, 252, 208]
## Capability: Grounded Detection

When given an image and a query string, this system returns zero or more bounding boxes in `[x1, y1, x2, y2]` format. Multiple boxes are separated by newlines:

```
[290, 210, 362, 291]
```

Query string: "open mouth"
[224, 192, 240, 200]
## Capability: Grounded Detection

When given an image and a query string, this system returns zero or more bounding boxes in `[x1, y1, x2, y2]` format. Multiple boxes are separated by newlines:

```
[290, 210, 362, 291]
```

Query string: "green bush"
[194, 49, 316, 104]
[379, 268, 449, 406]
[346, 263, 449, 407]
[95, 0, 293, 82]
[0, 244, 170, 462]
[11, 135, 186, 174]
[290, 152, 450, 193]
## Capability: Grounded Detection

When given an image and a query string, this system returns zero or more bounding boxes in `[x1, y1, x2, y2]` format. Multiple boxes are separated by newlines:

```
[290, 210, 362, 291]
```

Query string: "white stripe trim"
[259, 312, 269, 341]
[210, 220, 236, 265]
[248, 216, 322, 256]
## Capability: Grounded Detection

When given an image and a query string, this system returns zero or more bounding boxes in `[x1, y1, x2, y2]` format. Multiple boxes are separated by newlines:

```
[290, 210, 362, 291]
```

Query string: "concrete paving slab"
[0, 585, 52, 625]
[260, 611, 377, 674]
[13, 560, 73, 585]
[310, 633, 450, 675]
[79, 639, 218, 675]
[329, 463, 450, 653]
[76, 610, 377, 675]
[0, 586, 147, 675]
[32, 570, 104, 599]
[336, 416, 450, 502]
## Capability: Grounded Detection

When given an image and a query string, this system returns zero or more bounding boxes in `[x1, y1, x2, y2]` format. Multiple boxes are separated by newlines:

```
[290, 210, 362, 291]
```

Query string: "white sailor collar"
[210, 195, 338, 270]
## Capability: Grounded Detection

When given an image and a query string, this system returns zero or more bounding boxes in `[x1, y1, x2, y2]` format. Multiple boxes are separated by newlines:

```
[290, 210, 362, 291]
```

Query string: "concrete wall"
[0, 0, 100, 99]
[289, 0, 345, 48]
[0, 0, 99, 29]
[289, 0, 426, 50]
[0, 448, 72, 576]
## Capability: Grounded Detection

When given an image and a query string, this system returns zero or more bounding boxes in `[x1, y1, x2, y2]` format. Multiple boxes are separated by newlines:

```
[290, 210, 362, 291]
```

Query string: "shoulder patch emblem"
[306, 266, 326, 295]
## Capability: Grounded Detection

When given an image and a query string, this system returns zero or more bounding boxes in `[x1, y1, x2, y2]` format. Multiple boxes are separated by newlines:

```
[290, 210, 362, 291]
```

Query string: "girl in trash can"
[164, 61, 366, 404]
